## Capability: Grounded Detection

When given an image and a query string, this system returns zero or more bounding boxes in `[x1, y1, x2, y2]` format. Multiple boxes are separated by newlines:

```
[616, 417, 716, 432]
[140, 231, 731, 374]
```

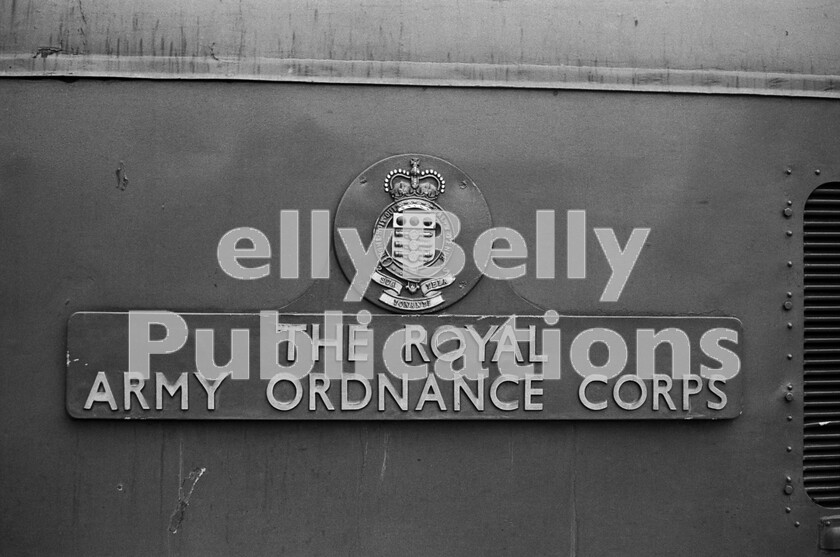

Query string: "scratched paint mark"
[569, 425, 579, 557]
[115, 161, 129, 191]
[379, 431, 389, 482]
[77, 0, 87, 25]
[168, 466, 206, 534]
[33, 46, 61, 58]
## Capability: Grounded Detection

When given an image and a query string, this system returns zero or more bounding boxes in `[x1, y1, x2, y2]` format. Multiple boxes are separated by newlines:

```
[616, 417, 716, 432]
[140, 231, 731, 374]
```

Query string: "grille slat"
[805, 184, 840, 508]
[806, 465, 840, 472]
[804, 453, 840, 460]
[805, 486, 840, 493]
[805, 409, 840, 414]
[805, 380, 840, 387]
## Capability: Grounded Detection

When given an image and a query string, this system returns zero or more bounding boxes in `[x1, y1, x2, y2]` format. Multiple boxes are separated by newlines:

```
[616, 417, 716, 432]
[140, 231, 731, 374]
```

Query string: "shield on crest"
[392, 209, 437, 273]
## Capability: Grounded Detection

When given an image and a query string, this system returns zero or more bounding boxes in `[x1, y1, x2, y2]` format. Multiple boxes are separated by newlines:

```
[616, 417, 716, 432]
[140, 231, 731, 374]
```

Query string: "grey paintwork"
[0, 78, 838, 554]
[1, 0, 839, 96]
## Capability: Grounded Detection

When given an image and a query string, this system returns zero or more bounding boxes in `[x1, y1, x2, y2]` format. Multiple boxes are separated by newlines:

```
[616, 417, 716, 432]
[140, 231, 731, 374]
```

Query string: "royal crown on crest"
[384, 158, 445, 201]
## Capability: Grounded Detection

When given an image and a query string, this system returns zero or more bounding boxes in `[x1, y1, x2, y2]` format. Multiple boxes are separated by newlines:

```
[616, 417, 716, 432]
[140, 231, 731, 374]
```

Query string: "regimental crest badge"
[334, 154, 492, 313]
[370, 159, 455, 310]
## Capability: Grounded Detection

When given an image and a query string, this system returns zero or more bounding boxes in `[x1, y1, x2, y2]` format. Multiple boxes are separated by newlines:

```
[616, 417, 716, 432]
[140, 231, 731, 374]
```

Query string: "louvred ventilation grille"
[804, 182, 840, 507]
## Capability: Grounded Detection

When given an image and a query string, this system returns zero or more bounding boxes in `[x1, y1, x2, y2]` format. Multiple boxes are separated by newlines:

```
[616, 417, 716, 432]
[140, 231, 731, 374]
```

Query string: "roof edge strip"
[4, 55, 838, 99]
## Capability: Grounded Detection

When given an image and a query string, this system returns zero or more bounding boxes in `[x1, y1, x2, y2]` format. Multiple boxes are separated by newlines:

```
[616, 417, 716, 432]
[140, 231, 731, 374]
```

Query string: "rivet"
[786, 475, 793, 482]
[787, 261, 793, 267]
[795, 521, 800, 527]
[787, 200, 793, 206]
[787, 415, 793, 421]
[785, 507, 792, 513]
[784, 300, 793, 310]
[785, 392, 794, 402]
[786, 446, 792, 452]
[784, 485, 794, 495]
[787, 322, 793, 329]
[787, 292, 793, 298]
[787, 384, 794, 390]
[783, 207, 793, 217]
[815, 169, 821, 175]
[785, 168, 793, 175]
[787, 354, 793, 360]
[786, 230, 793, 237]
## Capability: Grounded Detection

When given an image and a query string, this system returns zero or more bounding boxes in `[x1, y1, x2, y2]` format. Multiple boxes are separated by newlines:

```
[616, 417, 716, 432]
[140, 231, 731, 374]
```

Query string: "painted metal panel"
[1, 78, 839, 554]
[1, 0, 839, 96]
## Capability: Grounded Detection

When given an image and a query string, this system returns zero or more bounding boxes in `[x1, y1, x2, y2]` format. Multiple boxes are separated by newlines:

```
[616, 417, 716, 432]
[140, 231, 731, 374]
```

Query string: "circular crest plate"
[334, 154, 492, 313]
